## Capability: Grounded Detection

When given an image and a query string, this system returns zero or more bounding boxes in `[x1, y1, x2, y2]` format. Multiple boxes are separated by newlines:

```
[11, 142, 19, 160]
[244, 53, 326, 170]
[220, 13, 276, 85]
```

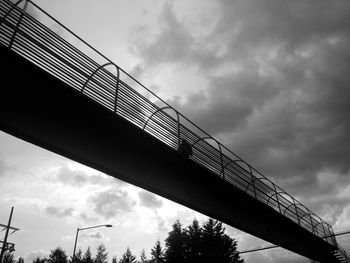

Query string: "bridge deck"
[0, 44, 340, 262]
[0, 0, 348, 261]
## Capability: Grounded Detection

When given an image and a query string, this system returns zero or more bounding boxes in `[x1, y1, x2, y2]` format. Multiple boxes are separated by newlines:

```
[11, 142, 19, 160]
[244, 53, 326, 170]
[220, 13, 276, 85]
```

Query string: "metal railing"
[335, 245, 350, 262]
[0, 0, 339, 249]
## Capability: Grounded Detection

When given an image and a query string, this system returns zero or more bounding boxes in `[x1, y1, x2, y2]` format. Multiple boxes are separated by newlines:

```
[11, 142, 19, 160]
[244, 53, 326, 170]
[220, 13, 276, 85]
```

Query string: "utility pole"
[0, 207, 14, 263]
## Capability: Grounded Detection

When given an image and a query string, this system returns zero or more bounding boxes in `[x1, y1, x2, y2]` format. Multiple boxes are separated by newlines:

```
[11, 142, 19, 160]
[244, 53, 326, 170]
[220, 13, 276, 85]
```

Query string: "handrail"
[0, 0, 339, 250]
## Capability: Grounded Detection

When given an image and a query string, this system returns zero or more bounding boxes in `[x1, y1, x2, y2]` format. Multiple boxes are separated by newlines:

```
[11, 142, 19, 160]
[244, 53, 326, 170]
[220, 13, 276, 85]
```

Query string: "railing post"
[114, 66, 120, 114]
[309, 212, 316, 235]
[329, 225, 337, 246]
[250, 172, 257, 199]
[275, 190, 282, 214]
[177, 115, 181, 149]
[292, 199, 301, 226]
[217, 143, 225, 180]
[8, 0, 29, 50]
[320, 221, 327, 242]
[243, 165, 257, 198]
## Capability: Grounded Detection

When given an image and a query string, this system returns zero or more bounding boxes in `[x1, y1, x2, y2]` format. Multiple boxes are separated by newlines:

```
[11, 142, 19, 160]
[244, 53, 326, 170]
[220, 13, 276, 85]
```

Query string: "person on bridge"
[178, 139, 193, 158]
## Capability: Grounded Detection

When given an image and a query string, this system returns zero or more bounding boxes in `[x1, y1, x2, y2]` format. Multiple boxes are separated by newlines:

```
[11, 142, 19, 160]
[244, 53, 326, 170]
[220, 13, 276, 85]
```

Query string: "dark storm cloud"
[88, 188, 136, 220]
[131, 0, 350, 210]
[132, 2, 195, 66]
[138, 190, 163, 209]
[214, 0, 350, 53]
[169, 69, 279, 134]
[229, 37, 350, 191]
[45, 206, 74, 218]
[131, 1, 221, 71]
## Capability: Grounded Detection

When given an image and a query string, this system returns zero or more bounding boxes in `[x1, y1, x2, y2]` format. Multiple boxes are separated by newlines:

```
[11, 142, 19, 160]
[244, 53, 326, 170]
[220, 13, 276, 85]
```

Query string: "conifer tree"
[201, 218, 243, 263]
[164, 220, 186, 263]
[33, 257, 47, 263]
[73, 248, 83, 263]
[118, 247, 136, 263]
[111, 256, 117, 263]
[82, 247, 94, 263]
[48, 247, 68, 263]
[2, 251, 15, 263]
[95, 244, 108, 263]
[139, 249, 147, 263]
[150, 240, 164, 263]
[184, 219, 202, 263]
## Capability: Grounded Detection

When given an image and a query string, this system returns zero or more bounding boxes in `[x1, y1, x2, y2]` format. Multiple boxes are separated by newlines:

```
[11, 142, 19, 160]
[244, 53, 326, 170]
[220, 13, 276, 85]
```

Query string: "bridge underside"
[0, 45, 338, 262]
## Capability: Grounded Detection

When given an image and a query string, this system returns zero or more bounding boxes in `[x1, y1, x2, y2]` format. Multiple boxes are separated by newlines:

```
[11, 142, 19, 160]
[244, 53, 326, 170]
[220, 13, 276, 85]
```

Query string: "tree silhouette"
[33, 257, 47, 263]
[118, 247, 136, 263]
[2, 251, 15, 263]
[22, 218, 243, 263]
[201, 219, 243, 263]
[95, 244, 108, 263]
[48, 247, 68, 263]
[161, 218, 243, 263]
[139, 249, 147, 263]
[72, 248, 83, 263]
[150, 240, 164, 263]
[184, 219, 203, 263]
[164, 220, 186, 263]
[82, 247, 94, 263]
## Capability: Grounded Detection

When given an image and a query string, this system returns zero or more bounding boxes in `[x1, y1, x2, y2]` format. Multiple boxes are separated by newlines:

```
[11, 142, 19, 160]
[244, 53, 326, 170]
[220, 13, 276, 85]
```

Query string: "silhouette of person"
[178, 139, 193, 158]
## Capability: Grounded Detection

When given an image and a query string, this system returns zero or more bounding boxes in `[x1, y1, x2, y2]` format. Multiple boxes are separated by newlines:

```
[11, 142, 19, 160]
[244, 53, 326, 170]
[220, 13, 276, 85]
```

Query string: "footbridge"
[0, 1, 349, 262]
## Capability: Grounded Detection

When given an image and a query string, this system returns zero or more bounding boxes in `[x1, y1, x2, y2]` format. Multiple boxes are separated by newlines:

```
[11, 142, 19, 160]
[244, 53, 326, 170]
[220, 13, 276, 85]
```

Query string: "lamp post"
[72, 224, 112, 263]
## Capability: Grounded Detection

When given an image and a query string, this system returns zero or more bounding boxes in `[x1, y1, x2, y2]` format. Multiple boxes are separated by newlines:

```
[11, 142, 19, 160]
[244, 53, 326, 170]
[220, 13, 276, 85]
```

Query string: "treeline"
[3, 218, 244, 263]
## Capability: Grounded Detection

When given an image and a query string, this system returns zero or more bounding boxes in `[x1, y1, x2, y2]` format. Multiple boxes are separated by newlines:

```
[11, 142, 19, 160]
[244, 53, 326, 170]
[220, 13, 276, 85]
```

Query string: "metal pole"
[239, 230, 350, 255]
[72, 228, 79, 263]
[71, 224, 112, 262]
[8, 0, 29, 50]
[239, 244, 278, 254]
[0, 207, 14, 263]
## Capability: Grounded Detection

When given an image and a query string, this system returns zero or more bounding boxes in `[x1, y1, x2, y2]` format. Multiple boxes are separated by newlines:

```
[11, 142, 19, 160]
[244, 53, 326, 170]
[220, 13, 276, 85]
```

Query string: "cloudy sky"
[1, 0, 350, 262]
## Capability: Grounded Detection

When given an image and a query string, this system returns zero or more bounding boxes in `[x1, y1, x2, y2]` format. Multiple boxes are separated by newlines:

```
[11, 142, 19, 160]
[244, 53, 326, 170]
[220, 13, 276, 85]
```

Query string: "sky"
[1, 0, 350, 262]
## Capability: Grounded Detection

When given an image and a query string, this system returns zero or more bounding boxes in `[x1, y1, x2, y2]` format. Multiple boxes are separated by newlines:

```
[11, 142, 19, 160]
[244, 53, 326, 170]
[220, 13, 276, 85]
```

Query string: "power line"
[240, 230, 350, 254]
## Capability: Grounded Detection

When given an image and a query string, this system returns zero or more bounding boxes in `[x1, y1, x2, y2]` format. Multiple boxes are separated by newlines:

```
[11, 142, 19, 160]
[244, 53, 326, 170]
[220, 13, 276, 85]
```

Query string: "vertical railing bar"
[0, 0, 25, 27]
[310, 213, 318, 236]
[275, 189, 282, 213]
[250, 167, 257, 199]
[114, 66, 120, 114]
[291, 197, 301, 226]
[20, 7, 120, 88]
[81, 62, 118, 94]
[176, 112, 181, 148]
[216, 142, 225, 180]
[191, 137, 223, 168]
[7, 0, 28, 49]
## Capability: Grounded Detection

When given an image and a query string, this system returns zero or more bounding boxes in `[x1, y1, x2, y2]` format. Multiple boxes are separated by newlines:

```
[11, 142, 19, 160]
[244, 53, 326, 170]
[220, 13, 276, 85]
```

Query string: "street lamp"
[72, 224, 112, 262]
